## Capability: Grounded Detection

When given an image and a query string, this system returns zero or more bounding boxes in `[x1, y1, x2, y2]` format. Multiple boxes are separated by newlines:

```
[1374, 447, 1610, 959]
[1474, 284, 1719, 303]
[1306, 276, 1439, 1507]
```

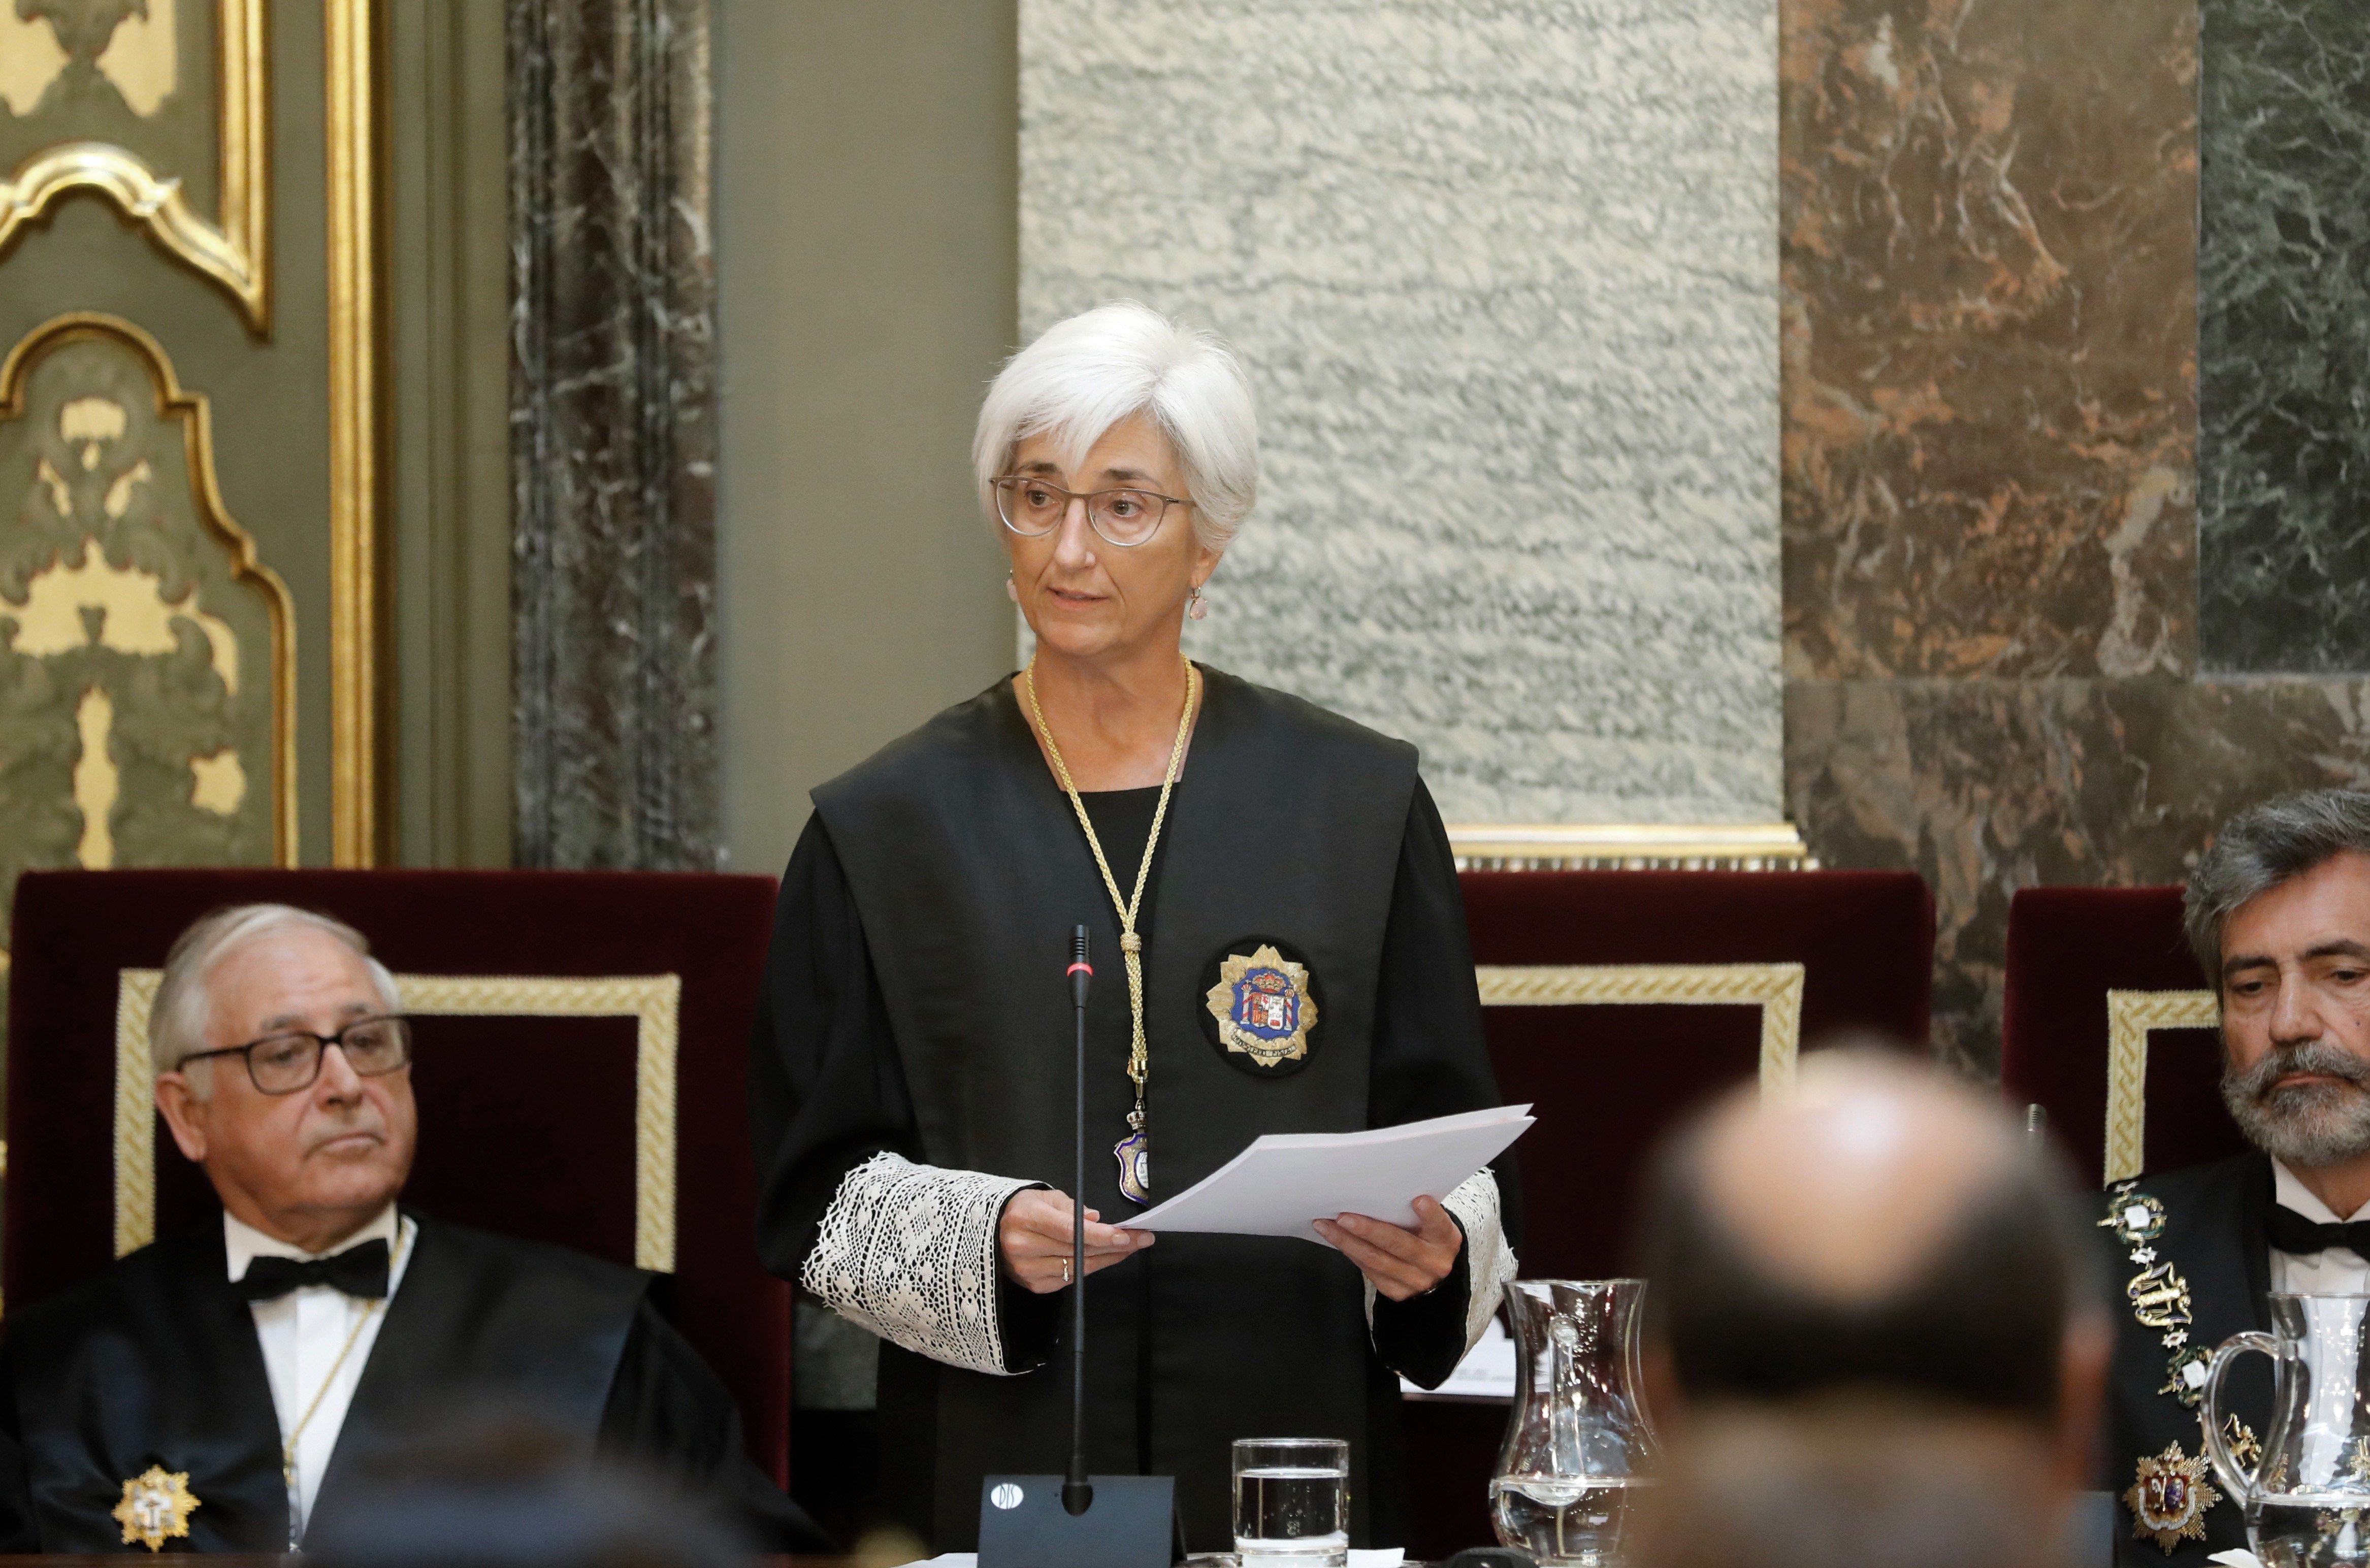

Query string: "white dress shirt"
[2269, 1160, 2370, 1294]
[223, 1204, 414, 1540]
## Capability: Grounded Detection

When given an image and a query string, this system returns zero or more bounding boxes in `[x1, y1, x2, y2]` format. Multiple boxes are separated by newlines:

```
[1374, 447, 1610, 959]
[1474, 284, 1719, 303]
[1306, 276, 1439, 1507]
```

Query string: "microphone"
[975, 922, 1174, 1568]
[1064, 925, 1093, 1516]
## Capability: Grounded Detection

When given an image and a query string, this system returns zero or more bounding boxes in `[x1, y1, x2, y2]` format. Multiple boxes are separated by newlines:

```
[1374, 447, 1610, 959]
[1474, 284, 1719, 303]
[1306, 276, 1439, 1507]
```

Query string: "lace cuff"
[1440, 1167, 1518, 1354]
[799, 1152, 1042, 1376]
[1357, 1167, 1519, 1357]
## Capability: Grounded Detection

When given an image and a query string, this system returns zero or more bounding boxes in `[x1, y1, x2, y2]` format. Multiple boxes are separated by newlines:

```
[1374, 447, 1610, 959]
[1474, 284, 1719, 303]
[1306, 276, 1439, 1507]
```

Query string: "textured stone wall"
[509, 0, 719, 870]
[2198, 0, 2370, 673]
[1020, 0, 1782, 825]
[1782, 0, 2370, 1069]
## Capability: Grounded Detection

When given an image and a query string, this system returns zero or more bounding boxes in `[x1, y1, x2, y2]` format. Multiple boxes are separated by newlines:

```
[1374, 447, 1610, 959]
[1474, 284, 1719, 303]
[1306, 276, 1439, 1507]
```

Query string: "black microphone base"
[979, 1474, 1178, 1568]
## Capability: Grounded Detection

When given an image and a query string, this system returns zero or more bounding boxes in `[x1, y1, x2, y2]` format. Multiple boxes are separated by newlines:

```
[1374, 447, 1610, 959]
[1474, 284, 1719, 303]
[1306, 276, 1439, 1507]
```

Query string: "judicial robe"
[2098, 1153, 2277, 1565]
[751, 666, 1515, 1551]
[0, 1211, 819, 1553]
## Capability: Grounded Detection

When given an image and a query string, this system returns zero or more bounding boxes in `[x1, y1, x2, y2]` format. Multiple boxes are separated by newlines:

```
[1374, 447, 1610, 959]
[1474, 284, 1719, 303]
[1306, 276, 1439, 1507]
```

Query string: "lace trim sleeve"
[798, 1152, 1042, 1376]
[1440, 1167, 1518, 1355]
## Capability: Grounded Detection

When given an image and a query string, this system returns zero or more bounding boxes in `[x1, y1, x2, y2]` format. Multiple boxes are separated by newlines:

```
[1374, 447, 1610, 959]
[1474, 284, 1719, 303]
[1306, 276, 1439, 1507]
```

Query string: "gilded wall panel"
[0, 0, 270, 330]
[0, 314, 293, 937]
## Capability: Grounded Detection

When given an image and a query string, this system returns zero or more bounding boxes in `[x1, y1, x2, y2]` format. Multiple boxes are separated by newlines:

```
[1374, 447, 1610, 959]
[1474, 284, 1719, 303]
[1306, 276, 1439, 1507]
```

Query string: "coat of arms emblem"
[2125, 1441, 2219, 1553]
[1204, 942, 1318, 1069]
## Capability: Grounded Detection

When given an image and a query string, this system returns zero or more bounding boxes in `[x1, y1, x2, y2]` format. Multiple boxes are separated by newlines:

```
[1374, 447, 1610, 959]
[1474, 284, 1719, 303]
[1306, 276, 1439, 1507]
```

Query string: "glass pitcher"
[1491, 1279, 1660, 1568]
[2204, 1293, 2370, 1565]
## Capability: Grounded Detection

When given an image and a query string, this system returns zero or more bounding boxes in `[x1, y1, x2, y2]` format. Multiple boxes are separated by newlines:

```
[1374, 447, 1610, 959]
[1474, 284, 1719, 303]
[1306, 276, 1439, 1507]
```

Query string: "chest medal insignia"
[1202, 940, 1320, 1075]
[2126, 1441, 2219, 1553]
[114, 1466, 199, 1552]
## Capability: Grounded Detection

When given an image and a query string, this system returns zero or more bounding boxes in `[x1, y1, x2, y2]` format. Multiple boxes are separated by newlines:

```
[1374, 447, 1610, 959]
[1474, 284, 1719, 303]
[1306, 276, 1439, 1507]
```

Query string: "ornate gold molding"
[2103, 988, 2222, 1187]
[114, 969, 682, 1271]
[1450, 823, 1815, 872]
[1475, 962, 1806, 1089]
[0, 311, 299, 860]
[0, 0, 271, 332]
[326, 0, 384, 865]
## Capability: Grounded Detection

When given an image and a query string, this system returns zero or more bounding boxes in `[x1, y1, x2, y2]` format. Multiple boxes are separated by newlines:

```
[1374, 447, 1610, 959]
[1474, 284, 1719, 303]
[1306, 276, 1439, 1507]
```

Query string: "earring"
[1005, 575, 1020, 603]
[1188, 587, 1209, 622]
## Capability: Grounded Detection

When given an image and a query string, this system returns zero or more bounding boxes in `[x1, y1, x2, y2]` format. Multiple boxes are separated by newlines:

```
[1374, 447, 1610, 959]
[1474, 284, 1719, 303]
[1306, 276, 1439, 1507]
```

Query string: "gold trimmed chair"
[1999, 885, 2239, 1186]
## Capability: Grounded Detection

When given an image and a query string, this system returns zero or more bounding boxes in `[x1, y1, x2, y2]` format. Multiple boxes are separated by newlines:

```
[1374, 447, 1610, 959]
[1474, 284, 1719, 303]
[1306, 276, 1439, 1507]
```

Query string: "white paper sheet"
[1117, 1105, 1534, 1243]
[1401, 1312, 1518, 1400]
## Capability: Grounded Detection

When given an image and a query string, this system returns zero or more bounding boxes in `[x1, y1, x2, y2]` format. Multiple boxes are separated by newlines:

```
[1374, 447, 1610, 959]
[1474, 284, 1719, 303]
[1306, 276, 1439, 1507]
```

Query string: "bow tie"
[234, 1238, 391, 1302]
[2265, 1204, 2370, 1260]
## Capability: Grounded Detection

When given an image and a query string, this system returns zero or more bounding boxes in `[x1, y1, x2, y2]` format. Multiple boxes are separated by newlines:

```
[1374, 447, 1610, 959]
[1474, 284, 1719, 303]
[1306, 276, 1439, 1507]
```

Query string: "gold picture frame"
[0, 309, 300, 862]
[2102, 988, 2222, 1187]
[325, 0, 382, 865]
[1475, 962, 1807, 1089]
[1450, 823, 1815, 872]
[0, 0, 272, 332]
[113, 969, 683, 1271]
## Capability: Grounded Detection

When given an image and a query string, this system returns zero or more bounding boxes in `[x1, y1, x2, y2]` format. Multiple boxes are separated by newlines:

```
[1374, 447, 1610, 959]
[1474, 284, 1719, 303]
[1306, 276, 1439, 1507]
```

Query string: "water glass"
[1232, 1437, 1349, 1567]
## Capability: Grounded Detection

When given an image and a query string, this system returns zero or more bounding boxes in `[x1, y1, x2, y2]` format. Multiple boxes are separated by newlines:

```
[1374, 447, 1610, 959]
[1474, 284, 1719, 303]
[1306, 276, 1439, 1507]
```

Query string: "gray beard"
[2222, 1038, 2370, 1167]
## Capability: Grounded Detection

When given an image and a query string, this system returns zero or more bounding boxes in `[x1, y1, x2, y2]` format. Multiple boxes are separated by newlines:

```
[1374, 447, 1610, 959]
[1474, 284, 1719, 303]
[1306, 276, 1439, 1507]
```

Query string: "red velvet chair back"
[2000, 885, 2241, 1188]
[5, 869, 790, 1485]
[1461, 868, 1936, 1277]
[1403, 867, 1935, 1559]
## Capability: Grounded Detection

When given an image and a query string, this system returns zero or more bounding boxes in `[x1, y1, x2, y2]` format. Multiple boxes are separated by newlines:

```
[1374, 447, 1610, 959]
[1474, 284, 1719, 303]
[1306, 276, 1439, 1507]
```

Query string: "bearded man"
[2099, 790, 2370, 1563]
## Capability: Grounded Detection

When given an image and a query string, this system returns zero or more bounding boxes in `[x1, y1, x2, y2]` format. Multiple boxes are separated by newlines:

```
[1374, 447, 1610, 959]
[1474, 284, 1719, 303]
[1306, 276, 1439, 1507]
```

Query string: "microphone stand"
[1064, 925, 1094, 1517]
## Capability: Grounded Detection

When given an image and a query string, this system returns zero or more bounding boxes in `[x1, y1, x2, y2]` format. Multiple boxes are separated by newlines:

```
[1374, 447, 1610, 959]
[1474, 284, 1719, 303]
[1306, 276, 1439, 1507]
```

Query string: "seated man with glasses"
[0, 904, 819, 1554]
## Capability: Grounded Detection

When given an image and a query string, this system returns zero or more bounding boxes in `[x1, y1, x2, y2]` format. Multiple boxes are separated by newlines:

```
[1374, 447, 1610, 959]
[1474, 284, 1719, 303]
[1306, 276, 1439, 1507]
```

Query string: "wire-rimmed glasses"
[178, 1015, 414, 1095]
[992, 475, 1191, 548]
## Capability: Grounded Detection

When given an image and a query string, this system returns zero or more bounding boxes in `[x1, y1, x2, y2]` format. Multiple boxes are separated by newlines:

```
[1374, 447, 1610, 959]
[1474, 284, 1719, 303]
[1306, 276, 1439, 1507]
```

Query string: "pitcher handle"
[2202, 1330, 2282, 1502]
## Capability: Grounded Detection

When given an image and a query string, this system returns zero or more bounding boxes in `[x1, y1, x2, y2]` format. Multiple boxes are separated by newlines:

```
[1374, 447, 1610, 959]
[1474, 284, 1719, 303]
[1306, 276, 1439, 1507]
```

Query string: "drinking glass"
[1232, 1437, 1349, 1567]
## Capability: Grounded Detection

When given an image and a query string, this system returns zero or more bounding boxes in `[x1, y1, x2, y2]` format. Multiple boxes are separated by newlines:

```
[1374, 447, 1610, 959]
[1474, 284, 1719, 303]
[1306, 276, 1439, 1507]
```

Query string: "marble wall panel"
[1782, 0, 2198, 683]
[509, 0, 719, 870]
[1790, 676, 2370, 1069]
[1020, 0, 1783, 825]
[2198, 0, 2370, 673]
[1780, 0, 2215, 1066]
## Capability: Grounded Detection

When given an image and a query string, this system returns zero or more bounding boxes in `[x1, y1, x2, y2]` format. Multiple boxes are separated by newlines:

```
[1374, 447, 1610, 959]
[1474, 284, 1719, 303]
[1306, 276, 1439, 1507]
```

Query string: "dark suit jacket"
[2100, 1153, 2278, 1566]
[0, 1211, 818, 1553]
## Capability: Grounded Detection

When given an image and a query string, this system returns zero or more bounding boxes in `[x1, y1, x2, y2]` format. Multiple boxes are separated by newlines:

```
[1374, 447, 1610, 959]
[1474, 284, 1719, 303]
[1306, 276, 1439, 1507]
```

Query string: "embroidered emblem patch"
[2126, 1441, 2219, 1554]
[1200, 939, 1320, 1075]
[114, 1465, 199, 1552]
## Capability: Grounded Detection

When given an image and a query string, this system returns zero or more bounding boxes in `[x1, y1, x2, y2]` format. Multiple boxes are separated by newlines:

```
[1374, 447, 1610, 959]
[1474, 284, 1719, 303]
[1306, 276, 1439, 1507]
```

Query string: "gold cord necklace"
[1025, 651, 1200, 1204]
[279, 1222, 410, 1547]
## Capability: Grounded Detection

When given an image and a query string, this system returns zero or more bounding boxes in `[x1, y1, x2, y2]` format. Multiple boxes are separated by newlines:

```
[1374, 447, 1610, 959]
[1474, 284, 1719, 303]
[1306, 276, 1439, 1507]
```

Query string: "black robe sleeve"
[748, 814, 1060, 1366]
[0, 1345, 35, 1554]
[596, 1300, 827, 1551]
[1367, 780, 1524, 1389]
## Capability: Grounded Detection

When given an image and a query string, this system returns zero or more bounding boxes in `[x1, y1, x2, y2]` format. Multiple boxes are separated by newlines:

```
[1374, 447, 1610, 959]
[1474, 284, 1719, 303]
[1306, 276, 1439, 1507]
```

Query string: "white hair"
[151, 904, 401, 1091]
[972, 301, 1259, 550]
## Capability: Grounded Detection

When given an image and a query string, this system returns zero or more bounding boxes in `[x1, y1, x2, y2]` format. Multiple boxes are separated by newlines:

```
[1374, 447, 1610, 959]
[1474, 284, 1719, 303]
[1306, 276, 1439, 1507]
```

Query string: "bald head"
[1641, 1053, 2094, 1426]
[1695, 1055, 2020, 1300]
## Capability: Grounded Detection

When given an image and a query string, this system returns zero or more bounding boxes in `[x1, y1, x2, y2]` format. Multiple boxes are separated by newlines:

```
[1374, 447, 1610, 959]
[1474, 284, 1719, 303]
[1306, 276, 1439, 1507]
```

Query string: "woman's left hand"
[1314, 1195, 1463, 1301]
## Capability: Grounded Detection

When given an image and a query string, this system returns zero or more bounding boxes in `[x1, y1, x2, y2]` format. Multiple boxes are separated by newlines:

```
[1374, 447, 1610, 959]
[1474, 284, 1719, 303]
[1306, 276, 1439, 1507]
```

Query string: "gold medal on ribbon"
[113, 1465, 199, 1552]
[2126, 1441, 2219, 1553]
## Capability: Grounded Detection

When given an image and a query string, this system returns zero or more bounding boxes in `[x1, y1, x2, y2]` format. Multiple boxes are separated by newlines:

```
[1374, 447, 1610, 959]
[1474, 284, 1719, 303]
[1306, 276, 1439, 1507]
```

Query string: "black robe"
[0, 1211, 820, 1553]
[750, 667, 1516, 1552]
[2098, 1153, 2277, 1566]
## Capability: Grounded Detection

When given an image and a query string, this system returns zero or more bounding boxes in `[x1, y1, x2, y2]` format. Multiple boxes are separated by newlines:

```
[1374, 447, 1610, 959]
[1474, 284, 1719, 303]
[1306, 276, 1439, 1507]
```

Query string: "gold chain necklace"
[1025, 652, 1200, 1204]
[279, 1222, 410, 1547]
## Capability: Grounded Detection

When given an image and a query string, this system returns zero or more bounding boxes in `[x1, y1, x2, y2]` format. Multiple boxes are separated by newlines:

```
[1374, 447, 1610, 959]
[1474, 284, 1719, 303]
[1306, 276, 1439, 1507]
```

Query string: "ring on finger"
[1061, 1256, 1073, 1285]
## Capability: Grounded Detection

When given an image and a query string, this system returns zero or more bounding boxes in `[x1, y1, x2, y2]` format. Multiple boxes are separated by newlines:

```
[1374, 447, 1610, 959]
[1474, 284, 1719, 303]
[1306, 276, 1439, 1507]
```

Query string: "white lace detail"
[800, 1152, 1040, 1376]
[1358, 1166, 1519, 1356]
[1441, 1167, 1518, 1354]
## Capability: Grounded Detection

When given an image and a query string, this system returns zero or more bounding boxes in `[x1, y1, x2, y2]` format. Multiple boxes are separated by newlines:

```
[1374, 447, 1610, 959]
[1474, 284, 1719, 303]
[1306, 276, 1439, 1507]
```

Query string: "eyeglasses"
[992, 475, 1192, 548]
[178, 1015, 414, 1095]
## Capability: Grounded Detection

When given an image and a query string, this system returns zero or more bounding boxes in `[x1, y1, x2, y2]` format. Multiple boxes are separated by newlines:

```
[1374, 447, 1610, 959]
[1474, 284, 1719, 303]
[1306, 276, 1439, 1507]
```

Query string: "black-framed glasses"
[992, 475, 1192, 548]
[179, 1015, 413, 1095]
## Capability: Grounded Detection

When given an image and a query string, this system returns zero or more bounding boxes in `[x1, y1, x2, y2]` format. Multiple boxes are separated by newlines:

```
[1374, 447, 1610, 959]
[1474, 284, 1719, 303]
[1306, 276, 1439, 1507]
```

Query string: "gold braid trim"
[2104, 989, 2221, 1185]
[1475, 962, 1805, 1090]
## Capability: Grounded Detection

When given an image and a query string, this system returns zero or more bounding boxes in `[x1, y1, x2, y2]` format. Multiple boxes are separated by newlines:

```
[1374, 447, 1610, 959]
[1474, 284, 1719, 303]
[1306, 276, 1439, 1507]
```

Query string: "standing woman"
[750, 303, 1517, 1551]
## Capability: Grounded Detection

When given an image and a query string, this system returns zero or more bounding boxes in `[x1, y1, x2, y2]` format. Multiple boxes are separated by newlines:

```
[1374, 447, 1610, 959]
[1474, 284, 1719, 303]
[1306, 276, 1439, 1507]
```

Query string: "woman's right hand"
[999, 1187, 1154, 1293]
